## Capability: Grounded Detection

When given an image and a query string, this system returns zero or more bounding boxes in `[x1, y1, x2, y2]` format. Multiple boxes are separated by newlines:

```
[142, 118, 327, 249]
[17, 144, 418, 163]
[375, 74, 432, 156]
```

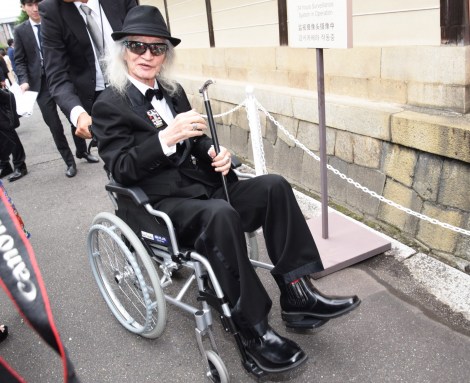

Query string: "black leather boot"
[239, 318, 307, 373]
[279, 276, 360, 326]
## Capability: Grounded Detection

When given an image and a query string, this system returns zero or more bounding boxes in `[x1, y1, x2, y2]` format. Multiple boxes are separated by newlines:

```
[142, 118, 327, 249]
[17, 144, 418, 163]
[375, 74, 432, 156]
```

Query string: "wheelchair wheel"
[87, 212, 167, 339]
[245, 231, 259, 261]
[205, 350, 230, 383]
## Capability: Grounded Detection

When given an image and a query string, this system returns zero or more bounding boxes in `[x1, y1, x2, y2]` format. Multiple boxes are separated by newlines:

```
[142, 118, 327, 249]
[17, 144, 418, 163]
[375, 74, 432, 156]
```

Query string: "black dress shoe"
[240, 320, 307, 373]
[76, 152, 99, 163]
[0, 164, 13, 179]
[280, 277, 360, 325]
[66, 165, 77, 178]
[7, 165, 27, 182]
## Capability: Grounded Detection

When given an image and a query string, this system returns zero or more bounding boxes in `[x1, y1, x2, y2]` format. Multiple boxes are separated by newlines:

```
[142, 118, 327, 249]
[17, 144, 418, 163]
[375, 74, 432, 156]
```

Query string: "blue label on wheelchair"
[141, 230, 168, 245]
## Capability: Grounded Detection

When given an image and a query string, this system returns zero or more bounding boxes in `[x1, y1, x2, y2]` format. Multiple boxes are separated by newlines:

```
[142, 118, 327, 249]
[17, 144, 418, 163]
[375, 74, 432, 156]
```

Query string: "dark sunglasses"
[123, 41, 168, 56]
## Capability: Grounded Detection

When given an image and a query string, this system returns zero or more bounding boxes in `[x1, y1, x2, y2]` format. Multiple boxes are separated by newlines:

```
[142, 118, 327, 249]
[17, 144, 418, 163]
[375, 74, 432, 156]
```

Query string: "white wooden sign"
[288, 0, 353, 49]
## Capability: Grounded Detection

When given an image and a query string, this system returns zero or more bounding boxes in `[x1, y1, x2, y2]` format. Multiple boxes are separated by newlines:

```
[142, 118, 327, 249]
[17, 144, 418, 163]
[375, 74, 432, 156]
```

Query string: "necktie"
[80, 4, 104, 58]
[145, 88, 163, 101]
[34, 24, 43, 57]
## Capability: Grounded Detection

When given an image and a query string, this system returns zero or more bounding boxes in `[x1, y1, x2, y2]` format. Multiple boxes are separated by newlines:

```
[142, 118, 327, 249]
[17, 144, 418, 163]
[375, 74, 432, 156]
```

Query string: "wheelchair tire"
[245, 231, 259, 261]
[205, 350, 230, 383]
[87, 212, 167, 339]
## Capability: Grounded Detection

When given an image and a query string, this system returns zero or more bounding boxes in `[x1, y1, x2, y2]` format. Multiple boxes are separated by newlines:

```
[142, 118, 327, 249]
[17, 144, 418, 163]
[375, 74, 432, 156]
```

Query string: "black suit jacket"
[14, 21, 42, 92]
[39, 0, 136, 117]
[91, 83, 237, 204]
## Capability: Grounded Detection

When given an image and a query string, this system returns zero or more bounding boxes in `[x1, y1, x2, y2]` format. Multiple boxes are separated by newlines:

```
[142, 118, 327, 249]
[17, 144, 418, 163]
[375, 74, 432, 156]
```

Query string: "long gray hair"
[103, 37, 178, 96]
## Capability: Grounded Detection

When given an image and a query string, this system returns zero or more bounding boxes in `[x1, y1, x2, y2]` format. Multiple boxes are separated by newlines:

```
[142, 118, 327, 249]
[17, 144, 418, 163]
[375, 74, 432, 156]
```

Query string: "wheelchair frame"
[87, 170, 274, 382]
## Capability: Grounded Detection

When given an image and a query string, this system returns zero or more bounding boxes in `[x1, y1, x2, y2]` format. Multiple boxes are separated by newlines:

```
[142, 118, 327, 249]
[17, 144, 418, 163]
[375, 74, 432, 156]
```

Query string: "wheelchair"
[86, 167, 275, 382]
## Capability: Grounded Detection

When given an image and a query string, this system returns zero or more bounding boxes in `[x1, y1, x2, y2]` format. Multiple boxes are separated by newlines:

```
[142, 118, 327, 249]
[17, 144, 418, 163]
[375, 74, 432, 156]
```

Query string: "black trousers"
[0, 122, 26, 170]
[154, 174, 324, 329]
[36, 75, 87, 166]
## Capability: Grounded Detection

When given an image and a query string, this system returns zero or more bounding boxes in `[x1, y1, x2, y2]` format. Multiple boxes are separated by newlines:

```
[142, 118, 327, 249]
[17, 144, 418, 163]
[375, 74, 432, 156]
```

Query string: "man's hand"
[76, 112, 93, 139]
[159, 110, 207, 147]
[208, 146, 231, 176]
[20, 83, 29, 92]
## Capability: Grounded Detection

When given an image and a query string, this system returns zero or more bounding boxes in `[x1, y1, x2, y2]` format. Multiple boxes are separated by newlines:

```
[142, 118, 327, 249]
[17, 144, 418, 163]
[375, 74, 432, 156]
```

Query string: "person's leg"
[0, 127, 26, 182]
[221, 174, 360, 328]
[224, 174, 323, 280]
[155, 197, 272, 326]
[36, 80, 76, 171]
[0, 130, 13, 178]
[9, 130, 26, 172]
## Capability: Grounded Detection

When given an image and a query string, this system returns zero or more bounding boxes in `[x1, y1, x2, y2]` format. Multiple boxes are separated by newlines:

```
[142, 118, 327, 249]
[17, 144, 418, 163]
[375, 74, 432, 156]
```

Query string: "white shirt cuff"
[158, 131, 177, 156]
[70, 106, 87, 128]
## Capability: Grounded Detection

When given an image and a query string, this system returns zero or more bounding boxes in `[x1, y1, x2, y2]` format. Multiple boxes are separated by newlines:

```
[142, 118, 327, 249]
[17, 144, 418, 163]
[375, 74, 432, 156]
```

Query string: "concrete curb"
[405, 253, 470, 321]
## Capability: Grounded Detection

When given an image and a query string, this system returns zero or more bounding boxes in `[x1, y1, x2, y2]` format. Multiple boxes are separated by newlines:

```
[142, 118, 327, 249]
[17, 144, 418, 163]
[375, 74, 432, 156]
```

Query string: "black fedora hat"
[112, 5, 181, 47]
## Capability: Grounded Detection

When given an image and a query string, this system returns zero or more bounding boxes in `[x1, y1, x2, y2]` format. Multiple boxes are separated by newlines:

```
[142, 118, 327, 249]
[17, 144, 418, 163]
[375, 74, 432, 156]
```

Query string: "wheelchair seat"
[87, 169, 272, 382]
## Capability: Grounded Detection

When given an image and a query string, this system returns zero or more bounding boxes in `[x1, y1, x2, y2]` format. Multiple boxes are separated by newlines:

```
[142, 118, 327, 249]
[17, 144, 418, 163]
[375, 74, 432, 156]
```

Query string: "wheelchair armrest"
[106, 155, 245, 205]
[230, 155, 243, 169]
[234, 169, 255, 179]
[105, 181, 150, 206]
[229, 155, 256, 179]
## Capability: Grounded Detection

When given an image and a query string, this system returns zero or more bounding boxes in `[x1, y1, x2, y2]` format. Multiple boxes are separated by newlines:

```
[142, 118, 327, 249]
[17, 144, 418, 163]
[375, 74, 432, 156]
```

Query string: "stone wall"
[174, 45, 470, 272]
[174, 46, 470, 113]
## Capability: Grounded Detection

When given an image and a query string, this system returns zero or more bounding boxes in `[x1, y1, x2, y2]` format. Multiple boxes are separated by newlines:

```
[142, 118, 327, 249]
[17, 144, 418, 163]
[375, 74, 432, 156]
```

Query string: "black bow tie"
[145, 88, 163, 101]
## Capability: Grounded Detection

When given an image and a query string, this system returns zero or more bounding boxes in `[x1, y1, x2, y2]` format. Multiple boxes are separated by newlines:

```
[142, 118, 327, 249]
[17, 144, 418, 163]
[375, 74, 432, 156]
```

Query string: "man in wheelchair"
[91, 5, 360, 375]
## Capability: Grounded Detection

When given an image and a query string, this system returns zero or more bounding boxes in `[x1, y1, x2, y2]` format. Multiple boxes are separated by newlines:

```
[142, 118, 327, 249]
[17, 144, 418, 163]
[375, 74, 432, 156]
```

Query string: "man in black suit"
[92, 6, 360, 375]
[39, 0, 136, 142]
[15, 0, 92, 178]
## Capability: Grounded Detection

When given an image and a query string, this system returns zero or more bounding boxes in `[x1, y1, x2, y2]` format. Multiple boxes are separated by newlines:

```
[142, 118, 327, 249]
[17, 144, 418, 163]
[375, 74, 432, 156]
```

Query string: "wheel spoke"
[87, 213, 166, 339]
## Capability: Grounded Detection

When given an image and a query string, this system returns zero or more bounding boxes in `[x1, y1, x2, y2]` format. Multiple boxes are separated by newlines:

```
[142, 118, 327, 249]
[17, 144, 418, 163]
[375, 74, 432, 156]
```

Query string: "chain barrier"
[201, 96, 470, 237]
[202, 99, 267, 174]
[201, 101, 246, 119]
[254, 99, 470, 237]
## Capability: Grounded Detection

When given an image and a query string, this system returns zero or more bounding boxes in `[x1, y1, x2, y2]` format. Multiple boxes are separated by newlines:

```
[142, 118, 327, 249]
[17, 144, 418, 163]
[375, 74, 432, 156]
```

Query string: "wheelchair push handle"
[199, 79, 231, 204]
[87, 124, 98, 154]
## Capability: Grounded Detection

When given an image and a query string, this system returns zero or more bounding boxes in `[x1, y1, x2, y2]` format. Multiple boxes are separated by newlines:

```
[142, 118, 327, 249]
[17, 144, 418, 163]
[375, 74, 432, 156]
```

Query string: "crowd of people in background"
[1, 0, 115, 184]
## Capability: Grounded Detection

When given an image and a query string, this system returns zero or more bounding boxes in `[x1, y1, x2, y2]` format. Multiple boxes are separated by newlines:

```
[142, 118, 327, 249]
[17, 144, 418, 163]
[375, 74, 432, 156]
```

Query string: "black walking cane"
[199, 79, 231, 204]
[200, 80, 267, 379]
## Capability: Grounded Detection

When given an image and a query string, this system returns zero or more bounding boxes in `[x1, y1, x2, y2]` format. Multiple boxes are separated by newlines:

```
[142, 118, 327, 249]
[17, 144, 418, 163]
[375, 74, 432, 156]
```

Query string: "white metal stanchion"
[245, 86, 267, 176]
